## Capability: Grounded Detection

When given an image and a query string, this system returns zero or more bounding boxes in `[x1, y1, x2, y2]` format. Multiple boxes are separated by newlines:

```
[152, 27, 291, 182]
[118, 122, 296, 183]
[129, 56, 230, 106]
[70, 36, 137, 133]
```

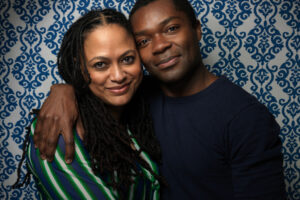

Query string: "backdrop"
[1, 0, 299, 199]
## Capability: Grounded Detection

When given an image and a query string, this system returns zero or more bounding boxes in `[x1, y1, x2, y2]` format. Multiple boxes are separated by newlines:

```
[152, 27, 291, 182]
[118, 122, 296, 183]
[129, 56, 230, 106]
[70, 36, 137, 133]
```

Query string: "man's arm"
[34, 84, 78, 164]
[229, 103, 286, 199]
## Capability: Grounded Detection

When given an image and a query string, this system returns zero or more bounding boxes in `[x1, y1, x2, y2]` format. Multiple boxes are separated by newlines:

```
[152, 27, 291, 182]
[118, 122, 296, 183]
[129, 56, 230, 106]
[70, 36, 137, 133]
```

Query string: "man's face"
[130, 0, 202, 84]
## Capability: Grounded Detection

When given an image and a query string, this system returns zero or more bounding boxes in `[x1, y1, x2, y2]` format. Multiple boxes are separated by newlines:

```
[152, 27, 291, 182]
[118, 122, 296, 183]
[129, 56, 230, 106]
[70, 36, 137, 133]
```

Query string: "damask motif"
[275, 1, 300, 199]
[11, 0, 51, 159]
[211, 0, 250, 86]
[1, 0, 299, 199]
[193, 0, 217, 60]
[0, 1, 19, 199]
[0, 17, 18, 56]
[244, 0, 283, 117]
[45, 1, 76, 84]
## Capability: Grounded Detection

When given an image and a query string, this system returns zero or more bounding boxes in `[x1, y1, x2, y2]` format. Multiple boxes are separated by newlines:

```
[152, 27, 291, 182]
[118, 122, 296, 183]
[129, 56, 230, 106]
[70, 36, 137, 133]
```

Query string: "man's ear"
[196, 20, 202, 41]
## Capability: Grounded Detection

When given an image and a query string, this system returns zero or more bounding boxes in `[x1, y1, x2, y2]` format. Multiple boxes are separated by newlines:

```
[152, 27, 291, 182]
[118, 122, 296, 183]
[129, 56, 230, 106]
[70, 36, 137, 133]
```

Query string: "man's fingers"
[38, 132, 47, 160]
[33, 118, 43, 149]
[44, 136, 58, 162]
[37, 115, 61, 161]
[62, 125, 75, 164]
[44, 116, 62, 162]
[34, 114, 48, 159]
[31, 84, 77, 163]
[34, 106, 50, 149]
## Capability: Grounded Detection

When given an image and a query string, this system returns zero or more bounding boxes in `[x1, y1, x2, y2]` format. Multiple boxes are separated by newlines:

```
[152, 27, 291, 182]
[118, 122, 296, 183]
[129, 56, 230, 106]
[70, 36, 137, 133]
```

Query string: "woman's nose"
[110, 64, 126, 83]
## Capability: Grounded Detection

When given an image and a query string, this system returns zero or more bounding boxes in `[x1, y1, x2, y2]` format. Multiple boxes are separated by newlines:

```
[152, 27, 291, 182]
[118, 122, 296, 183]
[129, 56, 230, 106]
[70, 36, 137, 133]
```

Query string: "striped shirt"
[26, 119, 160, 200]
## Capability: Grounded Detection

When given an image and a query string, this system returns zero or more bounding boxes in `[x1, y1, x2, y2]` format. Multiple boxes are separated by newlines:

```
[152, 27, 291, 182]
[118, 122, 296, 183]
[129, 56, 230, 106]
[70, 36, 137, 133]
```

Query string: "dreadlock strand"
[12, 126, 32, 189]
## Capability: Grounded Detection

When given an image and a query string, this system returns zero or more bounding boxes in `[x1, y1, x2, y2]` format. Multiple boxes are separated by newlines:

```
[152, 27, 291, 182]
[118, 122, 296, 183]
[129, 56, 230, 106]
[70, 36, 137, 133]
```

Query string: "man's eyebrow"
[134, 16, 181, 36]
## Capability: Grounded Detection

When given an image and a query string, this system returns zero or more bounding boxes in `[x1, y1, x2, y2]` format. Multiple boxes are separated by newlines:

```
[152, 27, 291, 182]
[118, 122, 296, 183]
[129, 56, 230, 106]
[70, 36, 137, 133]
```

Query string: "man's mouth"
[156, 56, 180, 69]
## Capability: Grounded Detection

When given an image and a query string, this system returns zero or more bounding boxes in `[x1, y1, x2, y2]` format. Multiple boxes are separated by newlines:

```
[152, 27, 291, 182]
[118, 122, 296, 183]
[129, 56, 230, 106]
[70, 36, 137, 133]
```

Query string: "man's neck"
[160, 66, 218, 98]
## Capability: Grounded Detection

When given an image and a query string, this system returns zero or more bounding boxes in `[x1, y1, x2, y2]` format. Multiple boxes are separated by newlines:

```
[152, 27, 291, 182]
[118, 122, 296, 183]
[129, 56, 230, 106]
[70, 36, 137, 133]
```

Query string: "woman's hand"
[34, 84, 78, 164]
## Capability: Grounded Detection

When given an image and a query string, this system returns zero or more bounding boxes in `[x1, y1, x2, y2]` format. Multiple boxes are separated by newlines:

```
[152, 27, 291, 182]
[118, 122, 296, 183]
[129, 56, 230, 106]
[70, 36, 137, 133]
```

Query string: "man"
[34, 0, 285, 199]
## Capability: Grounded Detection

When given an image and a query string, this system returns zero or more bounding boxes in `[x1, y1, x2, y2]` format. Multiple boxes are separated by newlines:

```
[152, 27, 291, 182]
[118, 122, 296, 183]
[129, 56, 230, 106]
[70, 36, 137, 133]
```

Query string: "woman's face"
[83, 24, 142, 109]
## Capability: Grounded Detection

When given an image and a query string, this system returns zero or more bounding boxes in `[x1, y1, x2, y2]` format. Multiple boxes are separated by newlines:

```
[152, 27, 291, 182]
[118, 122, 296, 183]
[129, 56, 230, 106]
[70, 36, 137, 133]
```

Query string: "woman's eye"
[122, 56, 135, 64]
[93, 62, 106, 69]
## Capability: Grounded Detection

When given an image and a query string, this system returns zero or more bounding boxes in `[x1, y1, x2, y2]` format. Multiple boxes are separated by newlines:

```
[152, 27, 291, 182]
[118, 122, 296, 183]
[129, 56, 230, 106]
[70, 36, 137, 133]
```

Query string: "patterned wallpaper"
[0, 0, 299, 199]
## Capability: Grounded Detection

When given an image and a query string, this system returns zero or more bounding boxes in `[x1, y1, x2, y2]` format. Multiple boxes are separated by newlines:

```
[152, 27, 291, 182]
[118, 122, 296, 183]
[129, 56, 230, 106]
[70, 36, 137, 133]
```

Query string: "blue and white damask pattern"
[0, 0, 299, 199]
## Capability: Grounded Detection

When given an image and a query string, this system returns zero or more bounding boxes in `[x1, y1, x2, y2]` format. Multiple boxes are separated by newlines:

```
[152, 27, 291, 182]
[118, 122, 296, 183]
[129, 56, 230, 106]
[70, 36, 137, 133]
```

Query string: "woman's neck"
[106, 105, 124, 122]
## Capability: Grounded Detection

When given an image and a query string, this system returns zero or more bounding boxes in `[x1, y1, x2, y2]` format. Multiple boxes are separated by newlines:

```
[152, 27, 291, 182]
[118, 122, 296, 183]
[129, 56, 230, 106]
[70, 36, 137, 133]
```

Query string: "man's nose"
[152, 34, 172, 55]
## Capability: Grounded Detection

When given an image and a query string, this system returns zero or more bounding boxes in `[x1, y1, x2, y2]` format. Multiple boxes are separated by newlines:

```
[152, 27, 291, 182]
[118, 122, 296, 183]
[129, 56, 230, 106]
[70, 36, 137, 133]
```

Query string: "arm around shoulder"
[34, 83, 77, 163]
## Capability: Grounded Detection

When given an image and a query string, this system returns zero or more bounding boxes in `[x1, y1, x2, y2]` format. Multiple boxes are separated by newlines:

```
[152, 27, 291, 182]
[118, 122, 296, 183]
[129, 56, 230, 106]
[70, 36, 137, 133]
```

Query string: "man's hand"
[34, 84, 78, 164]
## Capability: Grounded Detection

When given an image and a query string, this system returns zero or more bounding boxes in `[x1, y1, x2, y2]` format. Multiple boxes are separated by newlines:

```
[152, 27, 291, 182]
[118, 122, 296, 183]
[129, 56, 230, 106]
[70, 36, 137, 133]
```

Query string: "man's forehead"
[132, 16, 182, 36]
[130, 0, 185, 31]
[130, 0, 178, 19]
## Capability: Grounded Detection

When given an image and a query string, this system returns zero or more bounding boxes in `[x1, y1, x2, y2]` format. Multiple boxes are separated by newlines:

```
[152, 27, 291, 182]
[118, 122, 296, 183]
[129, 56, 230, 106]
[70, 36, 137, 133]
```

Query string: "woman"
[14, 9, 164, 200]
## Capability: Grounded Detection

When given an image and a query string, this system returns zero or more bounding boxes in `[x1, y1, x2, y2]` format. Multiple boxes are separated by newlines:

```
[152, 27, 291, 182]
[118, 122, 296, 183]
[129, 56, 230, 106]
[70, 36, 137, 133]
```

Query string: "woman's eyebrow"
[87, 49, 136, 64]
[119, 49, 136, 58]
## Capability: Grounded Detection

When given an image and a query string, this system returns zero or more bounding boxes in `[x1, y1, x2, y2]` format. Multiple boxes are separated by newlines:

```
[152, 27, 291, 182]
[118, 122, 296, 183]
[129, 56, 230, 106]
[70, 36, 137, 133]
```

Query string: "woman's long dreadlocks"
[59, 9, 165, 195]
[13, 9, 165, 198]
[76, 85, 163, 196]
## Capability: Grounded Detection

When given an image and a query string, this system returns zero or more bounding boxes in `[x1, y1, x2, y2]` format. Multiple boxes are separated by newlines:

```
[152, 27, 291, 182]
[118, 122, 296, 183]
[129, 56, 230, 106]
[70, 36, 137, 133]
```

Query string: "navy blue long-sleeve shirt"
[143, 76, 285, 200]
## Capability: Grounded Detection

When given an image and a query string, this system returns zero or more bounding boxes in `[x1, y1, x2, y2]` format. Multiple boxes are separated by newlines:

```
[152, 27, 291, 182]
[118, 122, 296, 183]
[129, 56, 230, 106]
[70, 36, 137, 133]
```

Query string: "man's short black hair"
[129, 0, 198, 28]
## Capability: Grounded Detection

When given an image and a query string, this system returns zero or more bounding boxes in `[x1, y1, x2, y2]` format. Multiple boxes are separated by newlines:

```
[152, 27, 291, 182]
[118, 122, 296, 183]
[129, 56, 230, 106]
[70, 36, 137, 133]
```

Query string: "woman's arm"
[34, 84, 78, 164]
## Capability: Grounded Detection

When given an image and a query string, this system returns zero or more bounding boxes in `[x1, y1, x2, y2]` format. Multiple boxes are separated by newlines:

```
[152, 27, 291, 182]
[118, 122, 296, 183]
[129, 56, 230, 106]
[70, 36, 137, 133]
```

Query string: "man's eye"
[122, 56, 135, 64]
[137, 39, 148, 48]
[167, 25, 179, 33]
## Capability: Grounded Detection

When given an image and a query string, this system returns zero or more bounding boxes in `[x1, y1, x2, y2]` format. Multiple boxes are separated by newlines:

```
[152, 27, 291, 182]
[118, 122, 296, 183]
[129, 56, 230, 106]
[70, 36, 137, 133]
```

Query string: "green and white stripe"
[54, 146, 96, 199]
[128, 129, 160, 200]
[27, 126, 52, 199]
[27, 119, 160, 200]
[73, 133, 118, 200]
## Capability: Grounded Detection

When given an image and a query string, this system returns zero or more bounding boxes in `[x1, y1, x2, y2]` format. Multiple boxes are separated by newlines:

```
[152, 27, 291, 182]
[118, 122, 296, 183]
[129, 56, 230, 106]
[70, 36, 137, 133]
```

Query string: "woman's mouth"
[107, 83, 131, 95]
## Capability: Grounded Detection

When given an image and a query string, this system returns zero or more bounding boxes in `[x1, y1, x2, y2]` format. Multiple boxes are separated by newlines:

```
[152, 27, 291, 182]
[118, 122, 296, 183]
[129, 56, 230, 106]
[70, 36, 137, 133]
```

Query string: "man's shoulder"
[211, 77, 268, 117]
[215, 77, 258, 103]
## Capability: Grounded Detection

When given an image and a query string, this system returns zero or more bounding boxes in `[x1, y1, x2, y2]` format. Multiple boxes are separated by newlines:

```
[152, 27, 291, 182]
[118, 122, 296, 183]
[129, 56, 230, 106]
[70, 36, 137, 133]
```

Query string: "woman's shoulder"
[26, 120, 117, 199]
